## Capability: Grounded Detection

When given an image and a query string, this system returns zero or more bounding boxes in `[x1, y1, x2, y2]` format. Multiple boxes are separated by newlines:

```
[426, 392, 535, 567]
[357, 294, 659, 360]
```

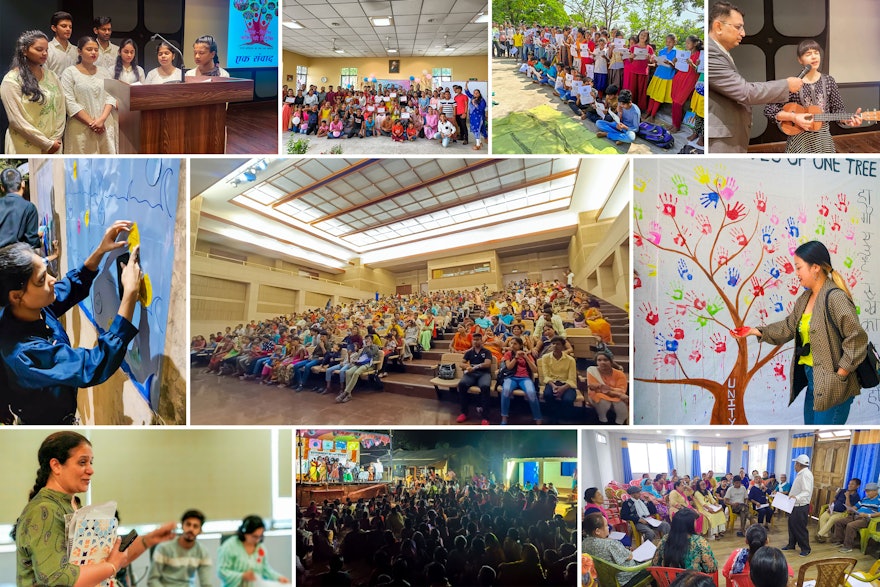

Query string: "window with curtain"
[341, 67, 358, 89]
[628, 442, 668, 476]
[433, 67, 452, 87]
[699, 445, 728, 473]
[749, 442, 769, 473]
[296, 65, 308, 90]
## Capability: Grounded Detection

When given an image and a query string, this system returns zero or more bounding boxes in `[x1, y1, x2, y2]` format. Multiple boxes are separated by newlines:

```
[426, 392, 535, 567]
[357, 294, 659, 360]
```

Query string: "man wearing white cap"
[832, 481, 880, 553]
[783, 454, 814, 556]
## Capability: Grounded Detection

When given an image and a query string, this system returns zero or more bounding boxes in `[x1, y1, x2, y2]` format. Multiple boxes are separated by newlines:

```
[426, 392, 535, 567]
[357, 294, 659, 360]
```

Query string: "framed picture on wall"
[389, 59, 400, 73]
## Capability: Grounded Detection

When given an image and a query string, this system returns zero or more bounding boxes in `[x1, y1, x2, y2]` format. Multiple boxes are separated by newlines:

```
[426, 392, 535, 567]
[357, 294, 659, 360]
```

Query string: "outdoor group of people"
[297, 480, 576, 586]
[494, 21, 704, 149]
[282, 81, 488, 149]
[1, 11, 228, 154]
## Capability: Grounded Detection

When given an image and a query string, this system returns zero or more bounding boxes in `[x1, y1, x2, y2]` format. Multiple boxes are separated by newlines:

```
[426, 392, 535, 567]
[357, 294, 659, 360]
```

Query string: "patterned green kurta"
[652, 533, 718, 573]
[16, 487, 81, 586]
[216, 537, 282, 587]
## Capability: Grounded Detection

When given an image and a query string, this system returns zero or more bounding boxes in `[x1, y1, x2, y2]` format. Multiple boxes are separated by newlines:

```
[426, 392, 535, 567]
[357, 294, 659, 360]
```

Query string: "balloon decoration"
[409, 75, 415, 81]
[363, 77, 368, 82]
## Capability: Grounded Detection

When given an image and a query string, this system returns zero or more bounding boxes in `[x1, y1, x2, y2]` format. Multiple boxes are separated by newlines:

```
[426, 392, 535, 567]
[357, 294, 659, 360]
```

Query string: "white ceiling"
[283, 0, 489, 58]
[193, 157, 626, 274]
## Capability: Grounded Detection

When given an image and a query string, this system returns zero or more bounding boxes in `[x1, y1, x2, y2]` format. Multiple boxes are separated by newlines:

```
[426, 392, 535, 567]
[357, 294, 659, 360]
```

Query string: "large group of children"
[494, 22, 704, 149]
[1, 11, 226, 154]
[282, 81, 488, 149]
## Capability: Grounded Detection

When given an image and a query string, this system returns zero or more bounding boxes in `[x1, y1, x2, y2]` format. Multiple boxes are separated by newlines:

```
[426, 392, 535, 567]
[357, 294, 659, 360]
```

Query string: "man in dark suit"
[708, 1, 803, 152]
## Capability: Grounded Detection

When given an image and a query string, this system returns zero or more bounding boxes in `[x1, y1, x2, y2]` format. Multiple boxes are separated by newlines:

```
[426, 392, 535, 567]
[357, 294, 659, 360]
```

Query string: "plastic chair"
[627, 520, 643, 547]
[795, 557, 857, 587]
[847, 559, 880, 587]
[730, 572, 754, 587]
[857, 518, 880, 554]
[648, 567, 718, 587]
[592, 556, 652, 587]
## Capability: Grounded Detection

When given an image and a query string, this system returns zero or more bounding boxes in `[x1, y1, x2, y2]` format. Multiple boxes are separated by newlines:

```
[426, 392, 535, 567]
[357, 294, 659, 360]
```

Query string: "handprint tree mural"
[634, 158, 880, 425]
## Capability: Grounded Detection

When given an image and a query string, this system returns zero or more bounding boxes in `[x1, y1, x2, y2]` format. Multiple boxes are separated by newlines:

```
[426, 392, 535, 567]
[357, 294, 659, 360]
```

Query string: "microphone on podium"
[151, 34, 187, 82]
[796, 64, 812, 79]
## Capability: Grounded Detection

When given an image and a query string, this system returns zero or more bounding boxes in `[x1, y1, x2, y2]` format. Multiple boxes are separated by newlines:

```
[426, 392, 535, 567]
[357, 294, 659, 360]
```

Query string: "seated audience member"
[582, 512, 650, 586]
[147, 509, 213, 586]
[457, 332, 493, 425]
[586, 349, 628, 424]
[499, 336, 542, 425]
[336, 336, 382, 404]
[722, 524, 793, 585]
[539, 336, 578, 424]
[817, 478, 860, 542]
[595, 89, 640, 145]
[724, 476, 752, 537]
[748, 546, 790, 587]
[831, 481, 880, 553]
[652, 507, 718, 574]
[620, 485, 670, 542]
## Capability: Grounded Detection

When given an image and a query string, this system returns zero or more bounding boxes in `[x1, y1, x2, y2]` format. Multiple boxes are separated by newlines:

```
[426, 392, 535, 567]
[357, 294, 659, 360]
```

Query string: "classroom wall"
[190, 254, 379, 335]
[569, 207, 629, 309]
[426, 249, 502, 292]
[499, 248, 570, 284]
[283, 52, 488, 89]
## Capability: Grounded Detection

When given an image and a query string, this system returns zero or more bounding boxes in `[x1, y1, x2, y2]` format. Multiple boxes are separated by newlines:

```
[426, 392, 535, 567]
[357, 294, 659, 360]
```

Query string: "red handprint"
[686, 291, 707, 310]
[716, 246, 729, 266]
[836, 193, 849, 212]
[750, 276, 765, 297]
[641, 302, 660, 326]
[755, 191, 767, 212]
[731, 227, 748, 247]
[776, 256, 794, 274]
[788, 277, 801, 296]
[817, 195, 829, 217]
[828, 239, 839, 254]
[659, 193, 677, 217]
[847, 269, 862, 289]
[654, 353, 678, 367]
[634, 233, 643, 247]
[696, 214, 712, 235]
[634, 274, 642, 289]
[689, 349, 703, 363]
[830, 214, 842, 232]
[726, 201, 746, 221]
[673, 228, 691, 246]
[773, 362, 787, 380]
[670, 319, 686, 340]
[710, 333, 727, 353]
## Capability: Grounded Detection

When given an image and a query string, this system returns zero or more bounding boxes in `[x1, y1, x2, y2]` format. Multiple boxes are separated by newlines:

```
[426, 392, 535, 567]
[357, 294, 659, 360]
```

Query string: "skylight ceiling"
[283, 0, 488, 58]
[230, 158, 580, 252]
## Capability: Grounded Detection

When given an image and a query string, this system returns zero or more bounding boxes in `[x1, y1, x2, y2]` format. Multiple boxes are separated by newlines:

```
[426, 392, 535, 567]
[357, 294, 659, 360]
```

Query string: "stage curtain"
[845, 430, 880, 499]
[667, 439, 675, 473]
[789, 432, 815, 481]
[622, 437, 633, 483]
[767, 437, 777, 475]
[691, 440, 701, 479]
[726, 442, 731, 475]
[742, 441, 749, 471]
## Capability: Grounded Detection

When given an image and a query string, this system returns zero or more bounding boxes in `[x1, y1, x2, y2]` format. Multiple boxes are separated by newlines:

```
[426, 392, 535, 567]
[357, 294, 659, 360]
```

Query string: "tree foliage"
[624, 0, 703, 41]
[494, 0, 572, 26]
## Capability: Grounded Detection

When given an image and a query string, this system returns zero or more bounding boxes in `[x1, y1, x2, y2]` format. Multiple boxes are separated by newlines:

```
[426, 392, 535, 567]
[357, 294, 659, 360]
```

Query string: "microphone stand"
[150, 33, 187, 82]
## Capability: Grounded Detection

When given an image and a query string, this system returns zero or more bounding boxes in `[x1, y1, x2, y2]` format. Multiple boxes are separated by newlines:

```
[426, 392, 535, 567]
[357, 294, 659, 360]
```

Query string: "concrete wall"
[569, 208, 629, 309]
[427, 249, 502, 292]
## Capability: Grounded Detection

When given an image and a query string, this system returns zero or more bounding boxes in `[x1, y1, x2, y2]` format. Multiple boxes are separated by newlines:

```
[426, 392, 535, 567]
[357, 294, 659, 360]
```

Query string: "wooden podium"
[105, 77, 254, 154]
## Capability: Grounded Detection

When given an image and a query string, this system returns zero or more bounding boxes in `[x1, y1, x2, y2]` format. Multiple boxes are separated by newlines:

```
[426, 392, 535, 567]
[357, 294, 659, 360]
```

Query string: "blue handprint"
[726, 267, 740, 287]
[770, 294, 784, 313]
[700, 191, 720, 209]
[677, 259, 693, 280]
[768, 265, 780, 279]
[785, 217, 799, 237]
[655, 333, 680, 353]
[761, 225, 774, 245]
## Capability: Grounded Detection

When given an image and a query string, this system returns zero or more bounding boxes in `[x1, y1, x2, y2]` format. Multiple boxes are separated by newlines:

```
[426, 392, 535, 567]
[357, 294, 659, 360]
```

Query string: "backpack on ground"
[637, 121, 674, 149]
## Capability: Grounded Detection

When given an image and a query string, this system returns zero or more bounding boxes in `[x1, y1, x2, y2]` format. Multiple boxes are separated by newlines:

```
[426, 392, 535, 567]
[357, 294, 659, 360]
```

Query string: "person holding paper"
[651, 508, 718, 574]
[13, 431, 176, 587]
[621, 485, 670, 543]
[595, 88, 640, 144]
[831, 481, 880, 553]
[816, 477, 860, 542]
[723, 476, 752, 537]
[0, 222, 143, 425]
[748, 477, 773, 528]
[670, 36, 703, 132]
[708, 1, 803, 152]
[692, 479, 727, 540]
[217, 515, 290, 586]
[782, 454, 813, 556]
[644, 34, 678, 122]
[583, 513, 652, 586]
[628, 30, 654, 111]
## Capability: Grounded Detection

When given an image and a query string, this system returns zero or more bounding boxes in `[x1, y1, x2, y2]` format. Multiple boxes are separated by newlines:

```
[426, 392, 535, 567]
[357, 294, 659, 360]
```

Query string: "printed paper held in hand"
[706, 504, 722, 513]
[66, 501, 118, 587]
[633, 47, 650, 60]
[609, 531, 627, 540]
[645, 517, 663, 527]
[632, 540, 657, 562]
[756, 503, 770, 509]
[772, 493, 796, 513]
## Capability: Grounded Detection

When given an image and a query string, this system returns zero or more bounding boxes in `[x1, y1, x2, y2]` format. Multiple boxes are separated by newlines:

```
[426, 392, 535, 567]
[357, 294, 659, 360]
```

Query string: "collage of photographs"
[0, 1, 879, 587]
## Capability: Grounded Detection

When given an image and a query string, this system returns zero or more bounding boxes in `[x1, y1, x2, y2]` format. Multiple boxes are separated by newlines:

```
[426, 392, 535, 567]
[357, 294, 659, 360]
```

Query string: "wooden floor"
[748, 130, 880, 153]
[226, 101, 279, 154]
[689, 517, 876, 584]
